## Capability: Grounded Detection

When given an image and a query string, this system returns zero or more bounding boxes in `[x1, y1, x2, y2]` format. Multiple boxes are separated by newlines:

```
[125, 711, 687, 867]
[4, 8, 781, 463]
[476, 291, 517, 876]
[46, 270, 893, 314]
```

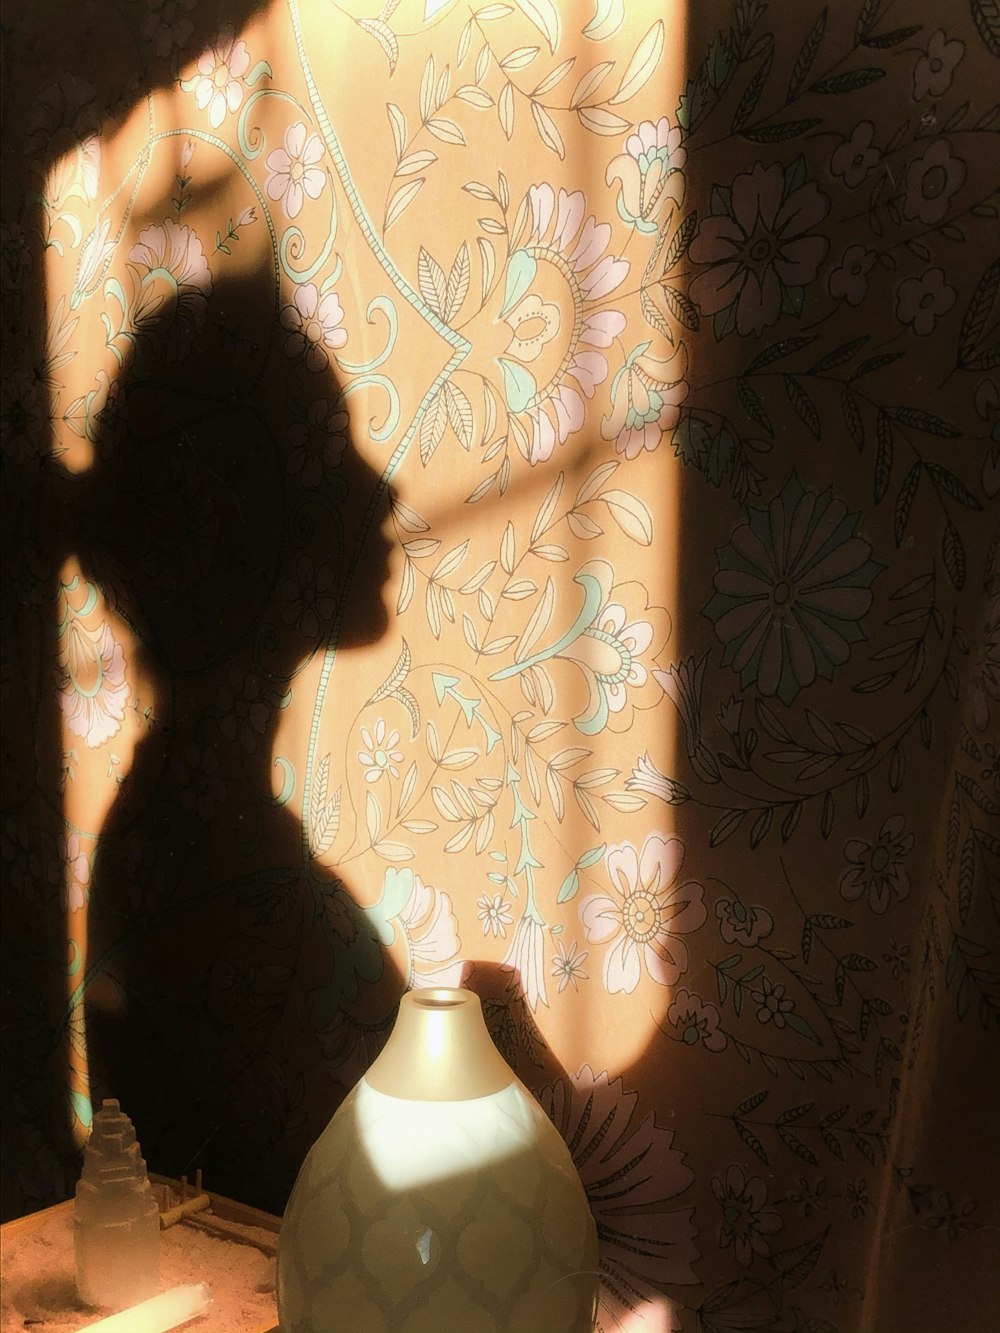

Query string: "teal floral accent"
[703, 475, 883, 706]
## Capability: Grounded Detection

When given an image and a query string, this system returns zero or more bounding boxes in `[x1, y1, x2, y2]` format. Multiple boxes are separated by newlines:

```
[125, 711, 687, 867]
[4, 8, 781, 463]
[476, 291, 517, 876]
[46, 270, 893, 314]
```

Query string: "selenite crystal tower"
[75, 1098, 160, 1309]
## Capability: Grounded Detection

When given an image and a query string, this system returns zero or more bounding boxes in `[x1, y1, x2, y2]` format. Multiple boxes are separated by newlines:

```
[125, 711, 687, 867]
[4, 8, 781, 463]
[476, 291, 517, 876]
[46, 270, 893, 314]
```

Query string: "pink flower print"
[551, 939, 588, 993]
[703, 474, 883, 706]
[358, 719, 402, 783]
[58, 618, 129, 749]
[61, 832, 92, 913]
[540, 1066, 698, 1319]
[194, 24, 251, 129]
[173, 744, 227, 821]
[913, 30, 964, 101]
[281, 555, 338, 637]
[829, 122, 881, 188]
[265, 122, 327, 220]
[840, 814, 914, 913]
[895, 267, 956, 336]
[751, 976, 794, 1027]
[715, 896, 773, 947]
[287, 397, 348, 488]
[667, 988, 726, 1051]
[582, 834, 706, 995]
[126, 219, 212, 361]
[689, 160, 829, 338]
[502, 912, 548, 1010]
[217, 667, 271, 753]
[607, 115, 686, 232]
[602, 343, 688, 459]
[141, 0, 196, 59]
[281, 283, 348, 373]
[712, 1165, 782, 1266]
[509, 185, 628, 463]
[903, 139, 966, 225]
[828, 244, 875, 307]
[478, 892, 513, 939]
[398, 871, 462, 989]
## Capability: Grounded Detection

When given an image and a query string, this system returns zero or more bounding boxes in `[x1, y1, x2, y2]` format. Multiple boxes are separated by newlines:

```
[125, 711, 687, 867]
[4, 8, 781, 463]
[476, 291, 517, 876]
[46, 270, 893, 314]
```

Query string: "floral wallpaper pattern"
[2, 0, 998, 1329]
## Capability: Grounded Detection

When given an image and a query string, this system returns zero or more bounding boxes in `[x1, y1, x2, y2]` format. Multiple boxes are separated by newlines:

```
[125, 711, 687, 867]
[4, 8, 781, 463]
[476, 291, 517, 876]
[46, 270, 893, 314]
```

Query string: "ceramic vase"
[277, 987, 598, 1332]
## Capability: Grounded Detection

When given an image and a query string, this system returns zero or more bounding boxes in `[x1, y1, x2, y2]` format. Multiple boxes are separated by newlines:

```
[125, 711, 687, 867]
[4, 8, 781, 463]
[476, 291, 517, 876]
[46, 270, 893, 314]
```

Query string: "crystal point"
[75, 1098, 160, 1309]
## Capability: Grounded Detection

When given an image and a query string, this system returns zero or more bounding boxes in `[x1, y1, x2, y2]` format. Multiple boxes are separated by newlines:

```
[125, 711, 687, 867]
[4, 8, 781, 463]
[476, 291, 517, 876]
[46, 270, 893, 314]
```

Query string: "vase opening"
[409, 988, 468, 1009]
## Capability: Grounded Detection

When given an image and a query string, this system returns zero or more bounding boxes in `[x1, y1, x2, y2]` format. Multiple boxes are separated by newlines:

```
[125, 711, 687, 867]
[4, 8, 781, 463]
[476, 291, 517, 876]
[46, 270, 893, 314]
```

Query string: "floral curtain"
[2, 0, 998, 1328]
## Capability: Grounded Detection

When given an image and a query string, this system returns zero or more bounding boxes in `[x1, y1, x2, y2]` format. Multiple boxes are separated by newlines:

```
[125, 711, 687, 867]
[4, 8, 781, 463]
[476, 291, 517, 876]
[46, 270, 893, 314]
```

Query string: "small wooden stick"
[159, 1192, 211, 1229]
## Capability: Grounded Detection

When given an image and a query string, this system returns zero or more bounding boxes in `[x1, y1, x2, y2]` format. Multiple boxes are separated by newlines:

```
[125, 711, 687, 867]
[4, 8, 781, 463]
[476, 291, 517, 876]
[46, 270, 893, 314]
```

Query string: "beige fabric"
[2, 0, 998, 1328]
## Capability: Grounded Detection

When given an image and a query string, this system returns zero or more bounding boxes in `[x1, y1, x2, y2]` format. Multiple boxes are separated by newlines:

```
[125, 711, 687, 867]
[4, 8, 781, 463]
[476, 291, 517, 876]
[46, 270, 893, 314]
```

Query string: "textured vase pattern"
[278, 1079, 597, 1333]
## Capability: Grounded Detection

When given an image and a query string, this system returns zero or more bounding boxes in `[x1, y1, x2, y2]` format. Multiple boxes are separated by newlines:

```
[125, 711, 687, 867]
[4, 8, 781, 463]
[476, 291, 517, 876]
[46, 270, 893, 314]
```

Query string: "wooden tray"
[0, 1177, 282, 1333]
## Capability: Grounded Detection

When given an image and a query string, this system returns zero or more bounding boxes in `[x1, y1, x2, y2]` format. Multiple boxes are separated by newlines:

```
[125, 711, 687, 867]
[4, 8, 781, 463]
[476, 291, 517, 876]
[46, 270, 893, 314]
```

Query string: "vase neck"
[365, 988, 515, 1101]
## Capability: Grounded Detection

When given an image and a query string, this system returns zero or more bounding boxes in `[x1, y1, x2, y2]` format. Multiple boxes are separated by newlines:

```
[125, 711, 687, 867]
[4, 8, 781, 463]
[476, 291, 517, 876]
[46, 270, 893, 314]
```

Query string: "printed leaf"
[741, 118, 820, 142]
[923, 462, 982, 509]
[387, 103, 407, 160]
[809, 67, 885, 94]
[783, 374, 820, 438]
[893, 463, 921, 546]
[516, 0, 560, 52]
[942, 520, 966, 590]
[851, 350, 904, 379]
[385, 177, 424, 229]
[661, 211, 699, 274]
[787, 9, 827, 101]
[427, 117, 466, 145]
[609, 20, 664, 106]
[498, 83, 515, 138]
[731, 49, 774, 132]
[807, 335, 868, 374]
[958, 257, 1000, 365]
[531, 99, 565, 158]
[745, 335, 817, 374]
[737, 378, 773, 434]
[971, 0, 1000, 57]
[577, 106, 630, 135]
[660, 283, 700, 330]
[883, 406, 959, 437]
[602, 489, 653, 544]
[874, 410, 893, 502]
[418, 246, 448, 316]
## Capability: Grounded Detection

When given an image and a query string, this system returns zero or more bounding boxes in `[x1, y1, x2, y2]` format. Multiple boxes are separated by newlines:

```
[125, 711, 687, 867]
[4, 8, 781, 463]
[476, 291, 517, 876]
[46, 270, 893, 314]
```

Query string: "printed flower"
[550, 561, 667, 736]
[0, 369, 45, 465]
[0, 220, 32, 297]
[912, 30, 964, 101]
[61, 832, 92, 913]
[503, 292, 560, 364]
[551, 939, 588, 993]
[715, 896, 773, 947]
[58, 617, 129, 749]
[653, 654, 719, 784]
[281, 283, 348, 373]
[882, 936, 911, 981]
[581, 833, 706, 995]
[2, 820, 52, 903]
[217, 667, 271, 753]
[667, 988, 726, 1051]
[830, 122, 880, 188]
[839, 814, 913, 913]
[843, 1176, 868, 1219]
[925, 1191, 978, 1239]
[396, 870, 463, 988]
[689, 159, 829, 338]
[712, 1164, 782, 1266]
[477, 892, 513, 939]
[607, 116, 686, 232]
[502, 184, 628, 464]
[280, 555, 338, 638]
[287, 397, 348, 488]
[828, 245, 875, 307]
[141, 0, 196, 58]
[541, 1066, 698, 1326]
[895, 267, 956, 336]
[502, 912, 548, 1010]
[193, 24, 251, 130]
[703, 474, 883, 706]
[126, 219, 212, 361]
[76, 219, 116, 297]
[751, 976, 794, 1028]
[358, 719, 403, 783]
[903, 139, 966, 225]
[602, 342, 688, 458]
[172, 743, 227, 821]
[788, 1176, 827, 1219]
[265, 122, 327, 220]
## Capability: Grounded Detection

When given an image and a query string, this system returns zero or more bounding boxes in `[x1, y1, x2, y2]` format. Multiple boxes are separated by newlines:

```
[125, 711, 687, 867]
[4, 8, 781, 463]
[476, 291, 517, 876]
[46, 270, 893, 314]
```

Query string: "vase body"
[277, 988, 598, 1333]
